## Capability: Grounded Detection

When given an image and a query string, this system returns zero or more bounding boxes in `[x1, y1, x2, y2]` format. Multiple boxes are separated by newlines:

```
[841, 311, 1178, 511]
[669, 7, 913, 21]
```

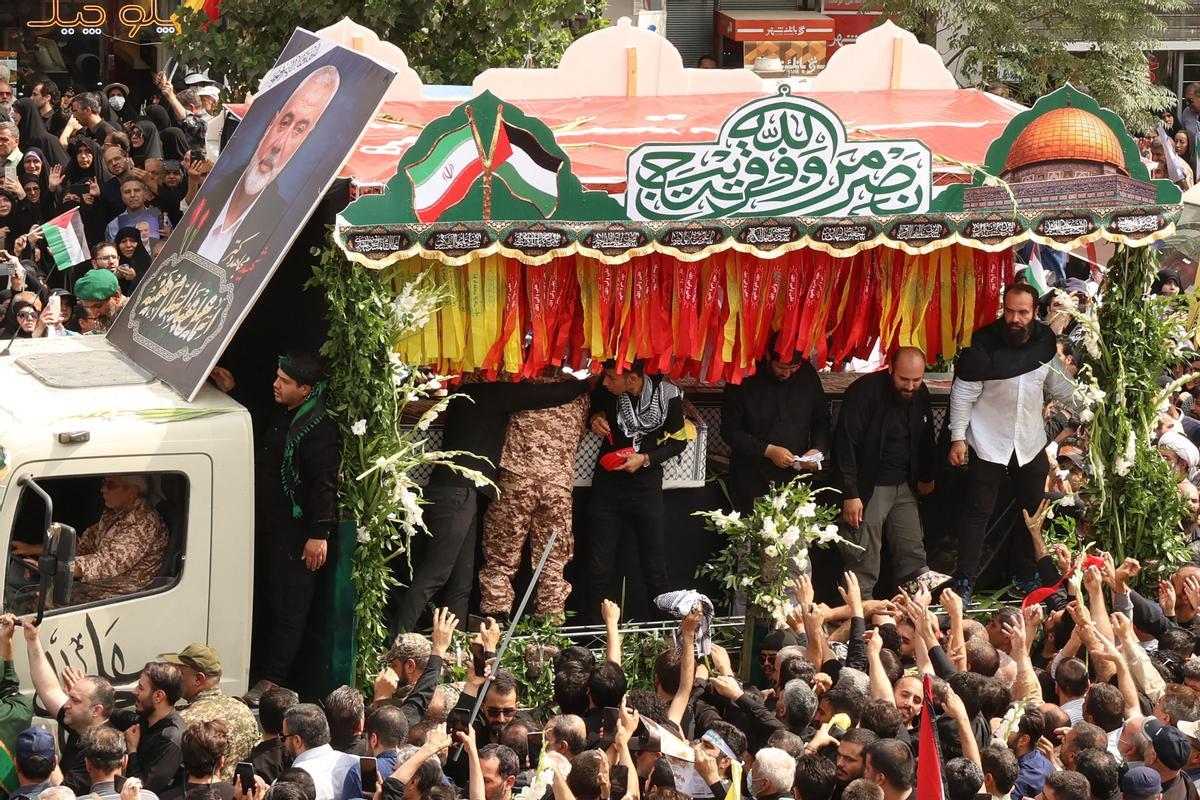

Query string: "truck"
[0, 334, 258, 702]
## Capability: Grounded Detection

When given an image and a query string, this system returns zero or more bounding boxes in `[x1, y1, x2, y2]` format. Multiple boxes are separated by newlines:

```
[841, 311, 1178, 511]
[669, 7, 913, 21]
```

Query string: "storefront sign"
[716, 11, 835, 41]
[828, 13, 883, 53]
[26, 0, 107, 34]
[26, 0, 181, 37]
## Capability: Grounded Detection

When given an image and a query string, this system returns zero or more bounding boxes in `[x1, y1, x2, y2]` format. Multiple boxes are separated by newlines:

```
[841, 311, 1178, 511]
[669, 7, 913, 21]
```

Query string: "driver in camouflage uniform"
[479, 376, 589, 621]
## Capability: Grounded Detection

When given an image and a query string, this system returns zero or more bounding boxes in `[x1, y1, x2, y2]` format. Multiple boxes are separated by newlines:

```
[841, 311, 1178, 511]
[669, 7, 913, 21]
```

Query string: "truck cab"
[0, 335, 255, 703]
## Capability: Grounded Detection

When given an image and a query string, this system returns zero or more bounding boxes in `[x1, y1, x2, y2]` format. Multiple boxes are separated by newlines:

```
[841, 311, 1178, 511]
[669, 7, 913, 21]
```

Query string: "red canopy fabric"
[232, 88, 1020, 191]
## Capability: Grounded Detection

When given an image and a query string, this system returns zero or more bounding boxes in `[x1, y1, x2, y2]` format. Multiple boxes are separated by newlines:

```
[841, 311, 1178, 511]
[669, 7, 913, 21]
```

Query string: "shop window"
[6, 473, 188, 613]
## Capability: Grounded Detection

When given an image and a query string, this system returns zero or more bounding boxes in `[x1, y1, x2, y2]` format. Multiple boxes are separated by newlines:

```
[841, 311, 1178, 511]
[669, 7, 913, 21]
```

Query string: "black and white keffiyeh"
[617, 376, 681, 451]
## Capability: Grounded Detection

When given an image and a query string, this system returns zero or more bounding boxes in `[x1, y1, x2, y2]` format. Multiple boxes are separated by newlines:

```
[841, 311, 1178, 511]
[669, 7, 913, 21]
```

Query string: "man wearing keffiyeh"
[586, 359, 690, 622]
[244, 349, 340, 706]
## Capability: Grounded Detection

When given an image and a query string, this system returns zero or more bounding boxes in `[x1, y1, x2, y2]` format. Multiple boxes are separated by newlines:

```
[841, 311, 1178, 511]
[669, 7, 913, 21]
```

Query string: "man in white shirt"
[0, 122, 21, 173]
[282, 703, 356, 800]
[948, 283, 1077, 602]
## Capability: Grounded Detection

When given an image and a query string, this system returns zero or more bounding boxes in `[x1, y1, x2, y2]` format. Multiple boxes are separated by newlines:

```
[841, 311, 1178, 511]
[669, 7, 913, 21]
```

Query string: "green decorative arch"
[935, 83, 1181, 211]
[341, 90, 627, 226]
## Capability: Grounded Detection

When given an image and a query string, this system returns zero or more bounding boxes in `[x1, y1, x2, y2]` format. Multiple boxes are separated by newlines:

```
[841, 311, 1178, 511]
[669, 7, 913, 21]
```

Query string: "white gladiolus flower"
[1079, 409, 1094, 423]
[761, 517, 779, 540]
[356, 525, 371, 543]
[351, 419, 367, 436]
[772, 494, 788, 511]
[798, 502, 817, 518]
[781, 525, 801, 549]
[764, 545, 779, 558]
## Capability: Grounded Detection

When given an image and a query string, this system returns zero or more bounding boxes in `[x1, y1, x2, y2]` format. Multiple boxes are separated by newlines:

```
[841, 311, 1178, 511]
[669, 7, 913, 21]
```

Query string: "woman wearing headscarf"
[61, 138, 111, 248]
[144, 104, 172, 134]
[66, 136, 111, 184]
[20, 149, 46, 182]
[113, 225, 151, 295]
[13, 97, 69, 170]
[129, 120, 163, 162]
[98, 92, 122, 129]
[1176, 129, 1198, 186]
[5, 298, 43, 338]
[159, 127, 190, 162]
[18, 148, 55, 224]
[0, 189, 32, 251]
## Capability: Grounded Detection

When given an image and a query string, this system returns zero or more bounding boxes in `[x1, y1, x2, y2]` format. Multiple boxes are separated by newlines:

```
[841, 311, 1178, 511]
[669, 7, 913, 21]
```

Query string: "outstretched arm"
[21, 620, 67, 717]
[669, 607, 700, 726]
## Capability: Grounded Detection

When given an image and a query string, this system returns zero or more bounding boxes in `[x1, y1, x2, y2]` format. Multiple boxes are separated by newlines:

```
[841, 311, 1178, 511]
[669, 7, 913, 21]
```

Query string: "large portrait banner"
[108, 27, 397, 399]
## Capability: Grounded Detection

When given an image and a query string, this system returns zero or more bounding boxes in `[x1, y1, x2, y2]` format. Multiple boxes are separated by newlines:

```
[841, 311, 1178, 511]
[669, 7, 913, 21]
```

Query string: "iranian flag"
[491, 122, 562, 218]
[407, 124, 485, 223]
[40, 208, 91, 271]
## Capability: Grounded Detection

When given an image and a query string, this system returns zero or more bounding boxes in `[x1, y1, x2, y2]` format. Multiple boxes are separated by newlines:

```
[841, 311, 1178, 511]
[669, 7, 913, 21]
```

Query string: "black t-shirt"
[83, 120, 118, 143]
[57, 707, 100, 796]
[875, 401, 911, 487]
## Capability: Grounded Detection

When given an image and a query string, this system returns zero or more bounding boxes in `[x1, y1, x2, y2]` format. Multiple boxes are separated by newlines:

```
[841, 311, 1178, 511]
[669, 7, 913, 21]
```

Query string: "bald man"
[196, 65, 340, 264]
[831, 348, 946, 598]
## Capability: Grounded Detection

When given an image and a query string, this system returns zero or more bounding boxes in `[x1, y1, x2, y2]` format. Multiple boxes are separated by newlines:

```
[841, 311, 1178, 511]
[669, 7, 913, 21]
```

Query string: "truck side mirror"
[50, 523, 76, 608]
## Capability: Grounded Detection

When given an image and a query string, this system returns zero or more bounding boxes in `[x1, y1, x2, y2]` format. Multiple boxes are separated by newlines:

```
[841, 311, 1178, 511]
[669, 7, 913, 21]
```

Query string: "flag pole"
[466, 106, 490, 220]
[451, 527, 560, 762]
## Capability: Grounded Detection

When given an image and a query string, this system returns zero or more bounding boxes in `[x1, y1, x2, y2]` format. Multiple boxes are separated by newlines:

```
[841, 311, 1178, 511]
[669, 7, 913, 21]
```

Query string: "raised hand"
[1161, 580, 1178, 617]
[795, 574, 815, 609]
[600, 599, 621, 628]
[1001, 619, 1027, 656]
[710, 643, 733, 677]
[478, 616, 501, 652]
[1114, 558, 1141, 592]
[431, 607, 457, 657]
[838, 571, 864, 617]
[1022, 499, 1050, 535]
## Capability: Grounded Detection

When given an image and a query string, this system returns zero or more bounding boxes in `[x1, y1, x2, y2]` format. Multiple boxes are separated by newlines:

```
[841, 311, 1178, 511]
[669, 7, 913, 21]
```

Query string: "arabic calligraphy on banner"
[26, 0, 180, 37]
[625, 91, 932, 222]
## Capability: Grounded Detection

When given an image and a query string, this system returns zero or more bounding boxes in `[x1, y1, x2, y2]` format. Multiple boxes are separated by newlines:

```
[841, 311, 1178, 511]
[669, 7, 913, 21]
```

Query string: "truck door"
[0, 454, 212, 706]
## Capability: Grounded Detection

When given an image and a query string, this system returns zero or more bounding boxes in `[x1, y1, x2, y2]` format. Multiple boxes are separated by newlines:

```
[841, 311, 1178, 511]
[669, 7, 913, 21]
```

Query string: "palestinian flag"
[491, 122, 563, 218]
[1023, 262, 1051, 298]
[407, 124, 485, 223]
[40, 208, 91, 271]
[917, 674, 945, 800]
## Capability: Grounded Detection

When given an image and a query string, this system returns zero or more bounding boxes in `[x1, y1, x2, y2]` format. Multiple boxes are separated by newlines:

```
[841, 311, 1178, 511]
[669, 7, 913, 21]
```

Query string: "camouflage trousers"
[480, 469, 574, 616]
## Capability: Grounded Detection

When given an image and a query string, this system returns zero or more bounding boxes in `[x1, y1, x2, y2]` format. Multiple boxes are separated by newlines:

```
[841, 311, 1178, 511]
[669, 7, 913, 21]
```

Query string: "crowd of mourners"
[13, 51, 1200, 800]
[0, 67, 229, 337]
[14, 548, 1200, 800]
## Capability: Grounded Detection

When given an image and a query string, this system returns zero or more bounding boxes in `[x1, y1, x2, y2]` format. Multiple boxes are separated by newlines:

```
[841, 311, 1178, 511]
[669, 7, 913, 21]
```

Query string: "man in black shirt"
[249, 686, 298, 783]
[587, 360, 688, 618]
[125, 662, 186, 792]
[721, 344, 831, 512]
[247, 351, 340, 702]
[831, 348, 944, 599]
[23, 619, 115, 796]
[70, 93, 117, 144]
[391, 376, 593, 632]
